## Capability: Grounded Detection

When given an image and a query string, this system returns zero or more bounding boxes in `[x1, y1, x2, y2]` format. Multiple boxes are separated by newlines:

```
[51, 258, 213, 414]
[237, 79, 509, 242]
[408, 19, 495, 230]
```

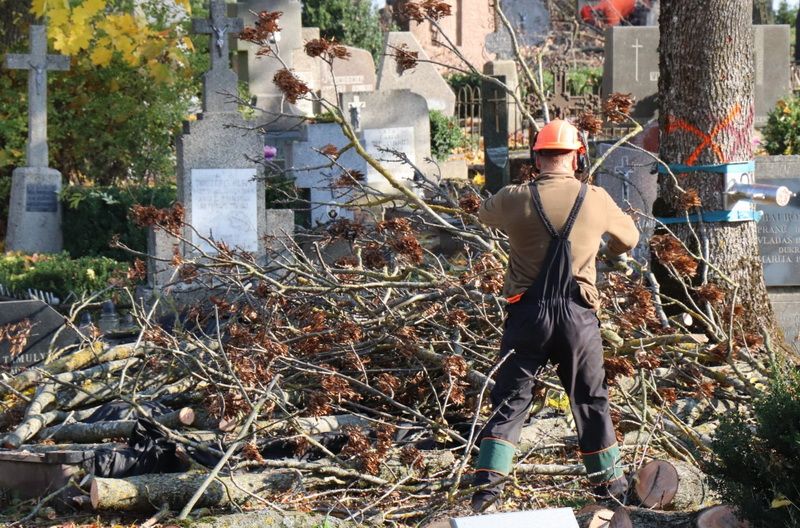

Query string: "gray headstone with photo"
[603, 25, 792, 124]
[320, 45, 377, 103]
[595, 144, 658, 263]
[485, 0, 550, 59]
[754, 155, 800, 353]
[178, 0, 268, 261]
[377, 32, 456, 116]
[4, 25, 70, 254]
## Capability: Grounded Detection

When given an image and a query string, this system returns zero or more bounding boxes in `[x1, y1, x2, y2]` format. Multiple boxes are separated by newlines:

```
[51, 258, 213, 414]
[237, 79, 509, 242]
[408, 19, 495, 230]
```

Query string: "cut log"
[90, 470, 298, 511]
[632, 460, 713, 511]
[576, 505, 748, 528]
[610, 508, 633, 528]
[38, 407, 195, 443]
[633, 459, 679, 509]
[696, 505, 749, 528]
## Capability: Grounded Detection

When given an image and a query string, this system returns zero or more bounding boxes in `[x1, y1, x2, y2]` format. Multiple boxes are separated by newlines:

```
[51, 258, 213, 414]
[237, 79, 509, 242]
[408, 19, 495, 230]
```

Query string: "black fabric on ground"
[92, 418, 190, 478]
[83, 400, 172, 424]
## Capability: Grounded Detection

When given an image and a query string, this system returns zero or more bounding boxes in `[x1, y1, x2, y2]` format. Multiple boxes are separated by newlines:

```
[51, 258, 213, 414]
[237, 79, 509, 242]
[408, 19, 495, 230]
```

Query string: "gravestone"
[595, 144, 658, 263]
[603, 25, 792, 124]
[483, 60, 520, 134]
[754, 155, 800, 353]
[320, 45, 377, 104]
[485, 0, 550, 59]
[288, 90, 431, 224]
[230, 0, 306, 126]
[482, 75, 510, 194]
[178, 0, 268, 260]
[0, 300, 81, 371]
[377, 32, 456, 116]
[291, 27, 325, 117]
[3, 25, 70, 254]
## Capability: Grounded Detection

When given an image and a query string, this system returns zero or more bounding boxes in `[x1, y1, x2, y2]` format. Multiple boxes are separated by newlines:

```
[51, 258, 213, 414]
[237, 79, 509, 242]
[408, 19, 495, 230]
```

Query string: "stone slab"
[603, 25, 792, 123]
[450, 508, 579, 528]
[595, 144, 658, 263]
[767, 291, 800, 353]
[0, 300, 81, 370]
[377, 32, 455, 115]
[5, 166, 62, 254]
[177, 112, 266, 261]
[755, 155, 800, 286]
[147, 226, 181, 290]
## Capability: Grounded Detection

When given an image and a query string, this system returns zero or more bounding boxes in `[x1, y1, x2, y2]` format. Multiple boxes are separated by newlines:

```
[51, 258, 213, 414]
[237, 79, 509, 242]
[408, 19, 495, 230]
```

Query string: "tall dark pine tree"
[658, 0, 778, 335]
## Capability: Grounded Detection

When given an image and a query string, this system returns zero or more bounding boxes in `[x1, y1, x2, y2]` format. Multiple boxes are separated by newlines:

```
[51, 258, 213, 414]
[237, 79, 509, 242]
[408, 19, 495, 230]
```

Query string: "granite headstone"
[482, 75, 510, 194]
[603, 25, 792, 124]
[485, 0, 550, 59]
[320, 45, 377, 103]
[595, 144, 658, 263]
[377, 32, 456, 116]
[0, 300, 81, 371]
[4, 25, 70, 254]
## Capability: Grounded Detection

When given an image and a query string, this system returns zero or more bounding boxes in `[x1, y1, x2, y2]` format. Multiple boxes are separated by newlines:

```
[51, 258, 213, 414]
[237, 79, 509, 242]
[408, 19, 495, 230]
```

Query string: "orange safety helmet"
[532, 119, 584, 152]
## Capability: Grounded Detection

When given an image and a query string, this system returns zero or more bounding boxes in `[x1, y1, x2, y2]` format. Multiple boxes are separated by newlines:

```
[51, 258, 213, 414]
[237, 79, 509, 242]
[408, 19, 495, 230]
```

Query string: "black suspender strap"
[529, 183, 588, 239]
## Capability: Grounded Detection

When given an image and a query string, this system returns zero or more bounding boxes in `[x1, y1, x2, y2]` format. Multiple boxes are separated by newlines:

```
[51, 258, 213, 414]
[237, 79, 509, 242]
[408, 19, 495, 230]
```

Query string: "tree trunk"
[37, 408, 195, 444]
[658, 0, 779, 337]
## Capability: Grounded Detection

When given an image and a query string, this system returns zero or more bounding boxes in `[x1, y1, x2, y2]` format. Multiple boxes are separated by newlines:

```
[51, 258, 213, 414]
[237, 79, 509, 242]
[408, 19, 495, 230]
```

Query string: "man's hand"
[599, 243, 632, 274]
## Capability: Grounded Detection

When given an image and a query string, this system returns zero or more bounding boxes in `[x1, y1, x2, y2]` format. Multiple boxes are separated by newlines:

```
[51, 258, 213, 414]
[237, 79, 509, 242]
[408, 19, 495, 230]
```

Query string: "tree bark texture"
[38, 408, 195, 443]
[658, 0, 778, 335]
[576, 505, 748, 528]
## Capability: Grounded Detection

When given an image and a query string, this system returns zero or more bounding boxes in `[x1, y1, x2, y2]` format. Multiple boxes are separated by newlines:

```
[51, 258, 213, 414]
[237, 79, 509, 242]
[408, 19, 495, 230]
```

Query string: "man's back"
[479, 169, 639, 309]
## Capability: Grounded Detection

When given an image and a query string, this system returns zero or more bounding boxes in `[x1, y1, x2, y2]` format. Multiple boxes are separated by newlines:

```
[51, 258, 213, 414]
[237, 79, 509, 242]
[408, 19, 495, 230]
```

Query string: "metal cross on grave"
[485, 90, 508, 134]
[547, 60, 600, 119]
[348, 95, 366, 131]
[4, 25, 70, 169]
[192, 0, 244, 112]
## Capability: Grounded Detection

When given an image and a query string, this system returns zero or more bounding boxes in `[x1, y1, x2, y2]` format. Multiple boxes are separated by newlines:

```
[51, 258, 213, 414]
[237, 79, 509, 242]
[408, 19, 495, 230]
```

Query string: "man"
[472, 119, 639, 511]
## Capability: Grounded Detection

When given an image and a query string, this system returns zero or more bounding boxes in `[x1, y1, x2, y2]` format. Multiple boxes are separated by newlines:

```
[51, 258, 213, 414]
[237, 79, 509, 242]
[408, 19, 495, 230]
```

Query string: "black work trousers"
[474, 293, 621, 490]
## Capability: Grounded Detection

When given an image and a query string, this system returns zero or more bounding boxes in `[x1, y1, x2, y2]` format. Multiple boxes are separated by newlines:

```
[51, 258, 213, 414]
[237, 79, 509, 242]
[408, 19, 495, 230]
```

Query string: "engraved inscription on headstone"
[25, 183, 58, 213]
[190, 168, 259, 253]
[757, 181, 800, 287]
[363, 127, 416, 183]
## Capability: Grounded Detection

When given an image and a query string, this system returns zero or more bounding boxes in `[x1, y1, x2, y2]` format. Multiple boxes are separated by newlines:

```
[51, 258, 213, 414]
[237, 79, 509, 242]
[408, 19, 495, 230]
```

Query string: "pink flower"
[264, 145, 278, 160]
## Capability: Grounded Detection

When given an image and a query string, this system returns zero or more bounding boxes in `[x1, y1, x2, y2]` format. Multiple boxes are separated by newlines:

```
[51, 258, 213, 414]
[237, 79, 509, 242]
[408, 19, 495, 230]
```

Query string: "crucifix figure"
[632, 38, 643, 83]
[192, 0, 244, 112]
[349, 95, 366, 131]
[546, 60, 600, 119]
[192, 0, 243, 69]
[614, 156, 632, 204]
[4, 25, 70, 168]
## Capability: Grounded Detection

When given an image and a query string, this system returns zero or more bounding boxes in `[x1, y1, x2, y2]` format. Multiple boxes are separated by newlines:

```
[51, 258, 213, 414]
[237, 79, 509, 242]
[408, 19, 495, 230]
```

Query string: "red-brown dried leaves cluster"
[576, 111, 603, 135]
[130, 203, 184, 235]
[304, 38, 350, 62]
[650, 234, 698, 277]
[602, 274, 660, 332]
[273, 69, 310, 104]
[678, 188, 702, 211]
[340, 425, 395, 475]
[695, 283, 725, 305]
[0, 319, 32, 358]
[459, 192, 481, 215]
[239, 10, 282, 51]
[461, 254, 504, 295]
[378, 218, 424, 264]
[328, 218, 366, 242]
[445, 309, 468, 326]
[127, 258, 147, 281]
[603, 92, 635, 123]
[392, 44, 419, 73]
[334, 169, 366, 187]
[604, 355, 635, 385]
[400, 0, 452, 22]
[439, 354, 469, 406]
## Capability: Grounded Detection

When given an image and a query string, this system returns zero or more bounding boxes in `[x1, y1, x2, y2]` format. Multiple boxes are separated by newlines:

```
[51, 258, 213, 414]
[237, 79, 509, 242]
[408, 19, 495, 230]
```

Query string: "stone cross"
[547, 60, 600, 119]
[348, 95, 366, 131]
[4, 25, 69, 168]
[631, 38, 643, 82]
[192, 0, 244, 112]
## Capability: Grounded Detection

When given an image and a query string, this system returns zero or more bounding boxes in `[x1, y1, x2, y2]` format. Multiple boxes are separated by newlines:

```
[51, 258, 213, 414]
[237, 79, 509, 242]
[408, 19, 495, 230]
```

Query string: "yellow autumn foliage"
[31, 0, 193, 83]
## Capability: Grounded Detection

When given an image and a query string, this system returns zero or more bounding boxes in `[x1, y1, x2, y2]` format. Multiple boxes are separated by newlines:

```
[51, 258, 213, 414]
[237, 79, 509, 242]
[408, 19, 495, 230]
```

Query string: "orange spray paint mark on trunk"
[665, 104, 742, 166]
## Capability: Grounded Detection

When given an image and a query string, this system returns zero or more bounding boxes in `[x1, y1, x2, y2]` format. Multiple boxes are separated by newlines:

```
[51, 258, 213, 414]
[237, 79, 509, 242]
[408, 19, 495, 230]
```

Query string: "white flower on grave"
[86, 269, 96, 281]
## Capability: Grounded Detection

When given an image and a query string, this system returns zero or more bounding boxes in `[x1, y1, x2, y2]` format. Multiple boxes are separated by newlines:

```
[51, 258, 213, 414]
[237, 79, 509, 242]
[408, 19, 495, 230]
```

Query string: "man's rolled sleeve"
[603, 191, 639, 255]
[478, 188, 509, 230]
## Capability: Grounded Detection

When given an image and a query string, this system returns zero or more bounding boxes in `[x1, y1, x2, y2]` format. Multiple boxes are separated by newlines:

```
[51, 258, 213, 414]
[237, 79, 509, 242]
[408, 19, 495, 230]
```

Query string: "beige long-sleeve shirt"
[479, 169, 639, 310]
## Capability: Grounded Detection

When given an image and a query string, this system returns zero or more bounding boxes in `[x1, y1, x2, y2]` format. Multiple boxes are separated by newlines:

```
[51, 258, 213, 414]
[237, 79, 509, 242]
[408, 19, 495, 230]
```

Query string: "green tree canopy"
[302, 0, 385, 62]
